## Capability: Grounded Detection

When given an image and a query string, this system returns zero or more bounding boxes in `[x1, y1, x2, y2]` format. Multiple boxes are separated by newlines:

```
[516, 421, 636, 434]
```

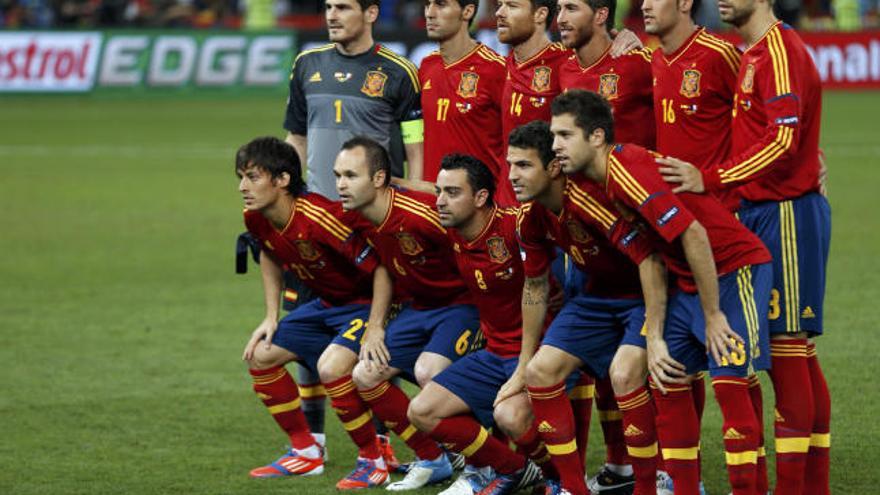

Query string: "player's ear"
[678, 0, 694, 14]
[462, 3, 477, 24]
[372, 169, 387, 187]
[474, 188, 489, 208]
[594, 6, 609, 28]
[589, 128, 607, 147]
[534, 5, 549, 26]
[547, 157, 562, 179]
[275, 172, 292, 189]
[364, 3, 380, 24]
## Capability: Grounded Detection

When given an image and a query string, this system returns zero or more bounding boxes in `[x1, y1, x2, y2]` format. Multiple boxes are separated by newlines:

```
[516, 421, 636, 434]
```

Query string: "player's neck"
[587, 144, 613, 186]
[736, 9, 778, 47]
[512, 32, 551, 63]
[458, 207, 494, 242]
[264, 195, 295, 230]
[576, 32, 612, 68]
[538, 179, 567, 215]
[439, 30, 478, 65]
[360, 188, 393, 225]
[335, 33, 375, 56]
[659, 20, 698, 55]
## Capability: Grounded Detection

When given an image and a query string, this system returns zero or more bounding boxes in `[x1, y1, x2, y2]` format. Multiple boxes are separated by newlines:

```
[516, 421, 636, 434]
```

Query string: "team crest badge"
[598, 73, 620, 100]
[457, 71, 480, 98]
[531, 66, 552, 93]
[295, 240, 321, 261]
[566, 220, 591, 244]
[741, 64, 756, 94]
[361, 70, 388, 97]
[680, 69, 702, 98]
[396, 232, 423, 256]
[487, 236, 511, 263]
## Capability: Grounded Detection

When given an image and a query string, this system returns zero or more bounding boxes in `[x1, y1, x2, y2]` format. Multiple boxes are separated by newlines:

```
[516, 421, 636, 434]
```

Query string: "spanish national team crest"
[680, 69, 702, 98]
[487, 236, 511, 263]
[598, 73, 620, 100]
[741, 64, 756, 94]
[531, 66, 552, 93]
[361, 70, 388, 97]
[295, 240, 321, 261]
[396, 232, 424, 256]
[457, 71, 480, 98]
[566, 220, 591, 244]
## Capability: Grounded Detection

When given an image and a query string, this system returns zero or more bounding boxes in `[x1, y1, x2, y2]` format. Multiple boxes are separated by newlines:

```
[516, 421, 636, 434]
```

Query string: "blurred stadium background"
[1, 1, 879, 494]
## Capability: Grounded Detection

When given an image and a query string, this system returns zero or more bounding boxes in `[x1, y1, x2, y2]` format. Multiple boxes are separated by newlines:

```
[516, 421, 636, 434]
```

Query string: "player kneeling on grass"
[554, 89, 773, 495]
[406, 154, 553, 495]
[335, 137, 483, 491]
[236, 136, 395, 488]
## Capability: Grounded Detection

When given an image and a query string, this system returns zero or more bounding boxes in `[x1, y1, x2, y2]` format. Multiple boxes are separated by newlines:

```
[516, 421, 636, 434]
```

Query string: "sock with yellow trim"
[691, 373, 706, 479]
[615, 385, 658, 495]
[359, 381, 443, 460]
[324, 375, 380, 458]
[804, 343, 831, 495]
[298, 378, 327, 435]
[249, 366, 315, 450]
[513, 422, 558, 480]
[747, 375, 769, 494]
[527, 382, 587, 495]
[712, 377, 759, 495]
[428, 415, 525, 474]
[595, 376, 628, 466]
[570, 372, 595, 467]
[651, 380, 700, 495]
[769, 339, 813, 495]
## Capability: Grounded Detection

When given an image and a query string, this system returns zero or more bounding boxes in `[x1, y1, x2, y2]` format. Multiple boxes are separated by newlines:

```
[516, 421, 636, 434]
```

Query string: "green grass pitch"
[1, 92, 878, 494]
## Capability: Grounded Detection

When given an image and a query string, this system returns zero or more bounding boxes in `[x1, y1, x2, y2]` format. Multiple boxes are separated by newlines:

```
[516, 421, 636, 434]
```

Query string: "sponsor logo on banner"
[0, 33, 102, 92]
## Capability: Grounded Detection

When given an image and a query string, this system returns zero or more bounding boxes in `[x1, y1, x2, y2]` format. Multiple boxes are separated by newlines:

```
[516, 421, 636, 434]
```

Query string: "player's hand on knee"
[646, 337, 687, 394]
[704, 312, 744, 368]
[657, 156, 705, 193]
[609, 28, 643, 57]
[242, 317, 278, 361]
[359, 326, 390, 372]
[494, 368, 526, 407]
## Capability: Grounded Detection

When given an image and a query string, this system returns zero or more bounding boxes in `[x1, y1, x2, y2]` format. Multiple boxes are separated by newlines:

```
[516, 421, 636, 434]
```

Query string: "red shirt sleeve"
[516, 204, 555, 278]
[608, 146, 696, 243]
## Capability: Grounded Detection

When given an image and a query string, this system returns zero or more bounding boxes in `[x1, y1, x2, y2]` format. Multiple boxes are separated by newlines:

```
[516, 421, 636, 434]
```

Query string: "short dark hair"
[530, 0, 558, 29]
[341, 136, 391, 186]
[586, 0, 616, 31]
[508, 120, 556, 168]
[551, 89, 615, 144]
[440, 153, 496, 206]
[236, 136, 306, 196]
[689, 0, 701, 20]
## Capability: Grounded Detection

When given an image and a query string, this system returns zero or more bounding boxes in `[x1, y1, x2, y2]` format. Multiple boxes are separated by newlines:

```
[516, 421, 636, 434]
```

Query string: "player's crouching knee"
[493, 402, 531, 439]
[609, 359, 643, 396]
[351, 361, 382, 390]
[317, 348, 356, 383]
[525, 355, 560, 387]
[407, 394, 439, 432]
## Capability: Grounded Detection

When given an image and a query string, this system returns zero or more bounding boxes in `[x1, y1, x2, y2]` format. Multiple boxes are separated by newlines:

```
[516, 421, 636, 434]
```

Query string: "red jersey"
[703, 22, 822, 202]
[244, 193, 378, 306]
[420, 44, 514, 204]
[604, 144, 770, 293]
[359, 187, 471, 309]
[559, 47, 656, 148]
[652, 28, 741, 210]
[502, 42, 571, 143]
[448, 207, 526, 358]
[517, 174, 652, 299]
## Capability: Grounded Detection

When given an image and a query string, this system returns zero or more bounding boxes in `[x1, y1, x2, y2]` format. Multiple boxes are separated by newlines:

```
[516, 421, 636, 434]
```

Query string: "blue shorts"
[271, 299, 369, 374]
[541, 295, 646, 379]
[665, 263, 772, 378]
[384, 304, 481, 380]
[433, 350, 582, 427]
[739, 193, 831, 336]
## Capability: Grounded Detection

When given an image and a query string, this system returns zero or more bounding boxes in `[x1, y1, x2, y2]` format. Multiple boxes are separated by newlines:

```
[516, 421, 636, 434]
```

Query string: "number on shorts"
[455, 329, 473, 356]
[719, 338, 747, 367]
[343, 318, 366, 343]
[768, 289, 781, 320]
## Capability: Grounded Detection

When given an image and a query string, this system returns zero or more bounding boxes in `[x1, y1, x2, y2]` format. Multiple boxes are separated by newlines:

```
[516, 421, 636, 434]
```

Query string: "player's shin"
[804, 342, 831, 495]
[616, 385, 660, 495]
[569, 373, 595, 467]
[650, 379, 701, 495]
[430, 415, 526, 474]
[250, 366, 316, 450]
[513, 422, 558, 480]
[324, 375, 382, 459]
[595, 377, 628, 467]
[527, 382, 588, 495]
[769, 338, 814, 495]
[360, 381, 443, 460]
[747, 374, 769, 494]
[712, 376, 759, 495]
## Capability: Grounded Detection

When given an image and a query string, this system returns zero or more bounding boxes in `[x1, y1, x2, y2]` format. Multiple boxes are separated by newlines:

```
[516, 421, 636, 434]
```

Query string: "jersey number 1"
[334, 99, 343, 123]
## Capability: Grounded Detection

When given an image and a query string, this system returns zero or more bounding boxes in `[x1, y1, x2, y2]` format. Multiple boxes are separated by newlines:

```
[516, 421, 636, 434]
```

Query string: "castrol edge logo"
[0, 33, 102, 92]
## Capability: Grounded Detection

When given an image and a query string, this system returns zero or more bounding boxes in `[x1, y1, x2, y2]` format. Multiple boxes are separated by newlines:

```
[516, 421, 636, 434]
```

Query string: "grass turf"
[1, 92, 878, 494]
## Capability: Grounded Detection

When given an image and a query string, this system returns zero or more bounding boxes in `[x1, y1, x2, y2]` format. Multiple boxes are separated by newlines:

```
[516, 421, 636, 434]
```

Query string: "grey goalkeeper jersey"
[284, 43, 422, 198]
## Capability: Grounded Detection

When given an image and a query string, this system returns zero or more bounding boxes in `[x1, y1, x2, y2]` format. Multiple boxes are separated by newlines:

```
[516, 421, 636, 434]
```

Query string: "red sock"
[359, 381, 442, 460]
[569, 373, 594, 468]
[651, 380, 700, 495]
[616, 386, 659, 495]
[596, 377, 627, 466]
[528, 382, 587, 495]
[805, 343, 831, 495]
[712, 377, 759, 495]
[747, 375, 769, 494]
[324, 375, 380, 458]
[250, 367, 315, 450]
[514, 423, 558, 480]
[691, 374, 706, 478]
[429, 415, 524, 474]
[769, 339, 814, 495]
